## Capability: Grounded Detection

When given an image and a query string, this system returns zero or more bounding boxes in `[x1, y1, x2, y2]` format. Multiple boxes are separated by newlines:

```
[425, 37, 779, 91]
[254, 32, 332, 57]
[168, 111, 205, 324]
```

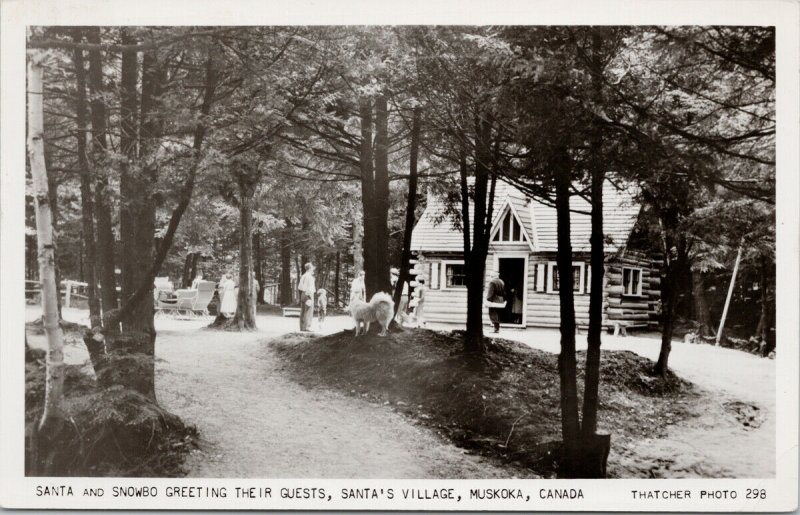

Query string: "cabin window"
[443, 262, 467, 289]
[547, 262, 585, 294]
[492, 209, 525, 242]
[622, 267, 643, 296]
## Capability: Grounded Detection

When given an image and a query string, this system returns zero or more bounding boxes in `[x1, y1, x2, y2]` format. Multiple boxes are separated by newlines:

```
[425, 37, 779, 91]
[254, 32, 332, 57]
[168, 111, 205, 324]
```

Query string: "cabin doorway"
[497, 257, 526, 325]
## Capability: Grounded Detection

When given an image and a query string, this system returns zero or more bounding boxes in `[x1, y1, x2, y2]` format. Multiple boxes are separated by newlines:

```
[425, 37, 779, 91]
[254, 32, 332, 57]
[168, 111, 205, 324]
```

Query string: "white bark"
[28, 51, 65, 432]
[716, 243, 744, 346]
[352, 209, 363, 273]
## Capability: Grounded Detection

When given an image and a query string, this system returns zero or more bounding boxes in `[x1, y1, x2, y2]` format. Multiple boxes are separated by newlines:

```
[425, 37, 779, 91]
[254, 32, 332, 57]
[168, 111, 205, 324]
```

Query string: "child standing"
[316, 288, 328, 328]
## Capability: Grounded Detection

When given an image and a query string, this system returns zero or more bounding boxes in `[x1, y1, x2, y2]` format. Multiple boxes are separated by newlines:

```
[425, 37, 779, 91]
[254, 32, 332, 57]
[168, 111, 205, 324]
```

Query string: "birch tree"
[28, 48, 66, 467]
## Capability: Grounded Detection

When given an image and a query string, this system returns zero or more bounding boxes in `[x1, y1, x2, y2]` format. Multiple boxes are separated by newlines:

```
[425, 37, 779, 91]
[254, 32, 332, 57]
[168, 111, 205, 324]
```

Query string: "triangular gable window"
[492, 206, 527, 243]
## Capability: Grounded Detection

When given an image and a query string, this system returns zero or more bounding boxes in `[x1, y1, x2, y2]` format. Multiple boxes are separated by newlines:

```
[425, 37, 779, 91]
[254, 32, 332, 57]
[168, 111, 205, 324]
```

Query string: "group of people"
[296, 265, 408, 332]
[169, 263, 508, 331]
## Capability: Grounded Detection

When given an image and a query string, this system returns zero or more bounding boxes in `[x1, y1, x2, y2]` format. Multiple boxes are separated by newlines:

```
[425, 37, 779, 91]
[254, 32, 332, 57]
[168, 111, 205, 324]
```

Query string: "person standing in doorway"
[511, 287, 523, 324]
[486, 271, 505, 333]
[298, 262, 316, 331]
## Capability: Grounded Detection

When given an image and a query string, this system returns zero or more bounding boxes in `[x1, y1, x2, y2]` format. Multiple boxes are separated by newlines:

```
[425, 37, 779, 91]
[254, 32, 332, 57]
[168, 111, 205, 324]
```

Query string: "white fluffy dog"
[349, 292, 395, 337]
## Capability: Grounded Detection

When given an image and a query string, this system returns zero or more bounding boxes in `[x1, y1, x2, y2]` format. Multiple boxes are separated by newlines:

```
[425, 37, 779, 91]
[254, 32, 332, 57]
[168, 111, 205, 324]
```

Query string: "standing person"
[486, 271, 506, 333]
[316, 288, 328, 328]
[512, 287, 523, 324]
[252, 271, 260, 306]
[219, 273, 237, 317]
[298, 262, 316, 331]
[350, 270, 366, 304]
[415, 277, 427, 327]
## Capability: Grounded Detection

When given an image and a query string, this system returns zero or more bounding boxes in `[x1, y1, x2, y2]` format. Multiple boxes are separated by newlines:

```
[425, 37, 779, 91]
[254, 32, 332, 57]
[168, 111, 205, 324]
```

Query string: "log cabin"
[409, 180, 661, 332]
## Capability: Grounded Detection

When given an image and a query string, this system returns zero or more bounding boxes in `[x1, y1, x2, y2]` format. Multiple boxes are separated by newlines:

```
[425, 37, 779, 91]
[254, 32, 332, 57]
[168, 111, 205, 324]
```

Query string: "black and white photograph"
[2, 0, 798, 511]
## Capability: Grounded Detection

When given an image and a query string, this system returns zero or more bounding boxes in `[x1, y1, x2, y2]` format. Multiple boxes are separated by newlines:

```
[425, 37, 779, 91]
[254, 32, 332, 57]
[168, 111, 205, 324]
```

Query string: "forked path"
[155, 316, 527, 478]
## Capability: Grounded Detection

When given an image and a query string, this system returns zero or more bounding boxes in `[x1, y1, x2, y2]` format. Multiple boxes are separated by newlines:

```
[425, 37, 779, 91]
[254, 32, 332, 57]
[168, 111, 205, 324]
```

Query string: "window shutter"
[430, 263, 440, 289]
[536, 264, 546, 292]
[586, 265, 591, 294]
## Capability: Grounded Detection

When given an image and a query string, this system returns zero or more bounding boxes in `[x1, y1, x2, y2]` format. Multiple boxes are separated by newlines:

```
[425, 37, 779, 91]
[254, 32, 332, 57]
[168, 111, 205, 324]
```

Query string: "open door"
[498, 257, 526, 325]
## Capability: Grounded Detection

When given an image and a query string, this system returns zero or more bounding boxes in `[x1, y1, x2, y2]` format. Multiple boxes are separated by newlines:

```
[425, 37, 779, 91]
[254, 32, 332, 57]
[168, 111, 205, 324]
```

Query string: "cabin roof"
[410, 179, 641, 253]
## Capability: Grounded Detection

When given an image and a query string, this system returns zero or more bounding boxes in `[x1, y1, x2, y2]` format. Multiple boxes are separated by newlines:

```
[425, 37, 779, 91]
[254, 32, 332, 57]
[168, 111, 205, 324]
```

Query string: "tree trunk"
[232, 168, 258, 330]
[28, 51, 66, 468]
[463, 116, 492, 353]
[577, 39, 611, 475]
[579, 36, 607, 458]
[295, 256, 302, 293]
[582, 157, 604, 440]
[254, 232, 264, 304]
[316, 251, 326, 289]
[109, 36, 158, 399]
[715, 244, 743, 345]
[352, 210, 364, 274]
[180, 252, 200, 288]
[359, 97, 377, 298]
[79, 233, 85, 282]
[334, 250, 341, 307]
[280, 224, 293, 305]
[71, 29, 101, 326]
[393, 106, 420, 317]
[300, 217, 309, 270]
[44, 155, 63, 319]
[758, 255, 768, 344]
[655, 264, 676, 376]
[758, 254, 773, 355]
[373, 94, 392, 294]
[118, 28, 139, 317]
[86, 27, 118, 320]
[85, 47, 216, 390]
[459, 146, 471, 272]
[553, 146, 581, 477]
[654, 234, 687, 376]
[692, 271, 714, 337]
[182, 254, 192, 288]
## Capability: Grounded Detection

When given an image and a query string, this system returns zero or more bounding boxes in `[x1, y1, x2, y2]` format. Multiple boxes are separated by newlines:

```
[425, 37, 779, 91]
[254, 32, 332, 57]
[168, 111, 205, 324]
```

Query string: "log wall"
[415, 249, 660, 329]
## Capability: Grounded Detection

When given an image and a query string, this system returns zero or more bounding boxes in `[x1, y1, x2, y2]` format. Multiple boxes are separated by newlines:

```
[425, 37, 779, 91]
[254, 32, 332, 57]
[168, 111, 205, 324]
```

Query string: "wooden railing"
[26, 279, 107, 308]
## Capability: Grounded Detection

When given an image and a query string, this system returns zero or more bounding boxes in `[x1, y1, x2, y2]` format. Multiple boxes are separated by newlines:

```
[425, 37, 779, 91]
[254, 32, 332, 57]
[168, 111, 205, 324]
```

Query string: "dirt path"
[27, 307, 773, 478]
[154, 316, 531, 478]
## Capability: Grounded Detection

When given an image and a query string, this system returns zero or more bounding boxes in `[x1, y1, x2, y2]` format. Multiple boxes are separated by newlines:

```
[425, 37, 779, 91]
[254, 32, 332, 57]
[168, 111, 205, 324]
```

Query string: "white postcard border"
[1, 0, 797, 511]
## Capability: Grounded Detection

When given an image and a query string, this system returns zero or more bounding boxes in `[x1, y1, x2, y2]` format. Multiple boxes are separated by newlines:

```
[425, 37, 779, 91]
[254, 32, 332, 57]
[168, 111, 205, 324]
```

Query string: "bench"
[576, 323, 612, 335]
[282, 307, 301, 317]
[610, 321, 648, 337]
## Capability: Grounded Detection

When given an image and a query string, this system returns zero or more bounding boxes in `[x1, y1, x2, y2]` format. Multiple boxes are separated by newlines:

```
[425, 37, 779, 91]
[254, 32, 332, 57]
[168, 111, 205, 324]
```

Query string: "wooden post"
[716, 244, 743, 346]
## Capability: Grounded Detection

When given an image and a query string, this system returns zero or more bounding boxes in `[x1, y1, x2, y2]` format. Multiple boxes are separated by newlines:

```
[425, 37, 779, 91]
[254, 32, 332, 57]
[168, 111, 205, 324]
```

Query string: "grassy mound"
[272, 328, 697, 477]
[25, 347, 197, 477]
